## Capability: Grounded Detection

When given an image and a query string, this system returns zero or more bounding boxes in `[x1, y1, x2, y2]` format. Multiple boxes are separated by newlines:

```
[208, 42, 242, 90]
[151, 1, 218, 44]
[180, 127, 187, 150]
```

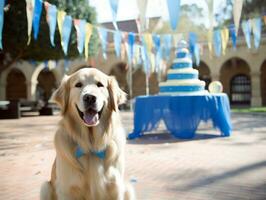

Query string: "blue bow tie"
[75, 145, 106, 159]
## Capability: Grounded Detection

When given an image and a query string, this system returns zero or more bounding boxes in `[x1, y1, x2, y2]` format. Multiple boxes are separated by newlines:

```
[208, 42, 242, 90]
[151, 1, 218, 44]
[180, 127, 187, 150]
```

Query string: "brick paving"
[0, 112, 266, 200]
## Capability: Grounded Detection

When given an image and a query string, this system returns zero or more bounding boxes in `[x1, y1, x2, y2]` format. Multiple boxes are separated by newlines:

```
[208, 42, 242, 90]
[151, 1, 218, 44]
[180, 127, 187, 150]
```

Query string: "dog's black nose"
[83, 94, 96, 105]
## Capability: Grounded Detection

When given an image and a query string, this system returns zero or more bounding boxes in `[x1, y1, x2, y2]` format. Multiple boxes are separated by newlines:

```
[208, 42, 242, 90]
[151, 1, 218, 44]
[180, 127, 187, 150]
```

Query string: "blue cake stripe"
[172, 62, 192, 69]
[167, 73, 198, 80]
[159, 85, 204, 92]
[176, 52, 187, 58]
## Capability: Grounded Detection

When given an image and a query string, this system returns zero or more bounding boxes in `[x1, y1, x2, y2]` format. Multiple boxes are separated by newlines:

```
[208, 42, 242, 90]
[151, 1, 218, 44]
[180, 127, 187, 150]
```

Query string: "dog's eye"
[96, 82, 104, 87]
[75, 82, 83, 88]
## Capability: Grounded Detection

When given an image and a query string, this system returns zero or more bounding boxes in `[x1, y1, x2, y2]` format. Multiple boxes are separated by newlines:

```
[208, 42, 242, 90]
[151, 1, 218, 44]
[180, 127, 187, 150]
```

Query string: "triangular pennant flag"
[152, 34, 161, 72]
[57, 10, 66, 41]
[0, 0, 4, 49]
[25, 0, 35, 45]
[251, 18, 262, 49]
[61, 15, 72, 55]
[241, 20, 252, 49]
[136, 0, 148, 32]
[121, 32, 127, 60]
[127, 32, 135, 63]
[194, 44, 200, 66]
[74, 19, 86, 54]
[229, 24, 237, 49]
[233, 0, 243, 36]
[140, 43, 150, 76]
[221, 28, 229, 55]
[33, 0, 43, 40]
[98, 28, 108, 60]
[44, 1, 57, 47]
[213, 29, 222, 57]
[166, 0, 180, 30]
[84, 23, 93, 59]
[109, 0, 119, 30]
[161, 34, 172, 61]
[114, 31, 122, 58]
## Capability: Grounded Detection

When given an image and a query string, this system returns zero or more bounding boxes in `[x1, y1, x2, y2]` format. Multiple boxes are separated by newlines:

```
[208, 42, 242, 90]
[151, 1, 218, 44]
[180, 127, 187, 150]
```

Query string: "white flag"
[233, 0, 243, 36]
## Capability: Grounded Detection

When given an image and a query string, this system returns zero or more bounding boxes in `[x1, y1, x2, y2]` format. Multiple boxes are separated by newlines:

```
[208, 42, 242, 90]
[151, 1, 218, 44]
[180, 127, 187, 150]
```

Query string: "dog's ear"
[108, 76, 127, 112]
[51, 75, 70, 114]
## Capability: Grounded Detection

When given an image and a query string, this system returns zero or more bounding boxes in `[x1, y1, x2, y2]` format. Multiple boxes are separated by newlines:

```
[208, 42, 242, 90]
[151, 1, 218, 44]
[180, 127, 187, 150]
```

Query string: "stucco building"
[0, 19, 266, 107]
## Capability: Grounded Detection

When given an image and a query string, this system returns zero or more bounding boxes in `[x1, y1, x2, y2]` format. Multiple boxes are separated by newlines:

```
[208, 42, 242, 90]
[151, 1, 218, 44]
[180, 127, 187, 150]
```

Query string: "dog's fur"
[40, 68, 134, 200]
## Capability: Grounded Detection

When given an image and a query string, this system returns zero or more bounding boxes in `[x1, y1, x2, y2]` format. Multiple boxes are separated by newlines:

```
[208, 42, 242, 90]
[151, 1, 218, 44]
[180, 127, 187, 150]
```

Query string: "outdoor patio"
[0, 112, 266, 200]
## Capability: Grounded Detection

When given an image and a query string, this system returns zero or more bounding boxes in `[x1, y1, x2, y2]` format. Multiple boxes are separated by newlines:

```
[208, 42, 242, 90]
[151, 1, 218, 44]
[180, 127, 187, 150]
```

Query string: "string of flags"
[0, 0, 265, 75]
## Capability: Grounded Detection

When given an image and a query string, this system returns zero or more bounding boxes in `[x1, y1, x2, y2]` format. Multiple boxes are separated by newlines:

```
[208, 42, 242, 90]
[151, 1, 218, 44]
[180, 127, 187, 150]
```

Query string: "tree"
[0, 0, 99, 73]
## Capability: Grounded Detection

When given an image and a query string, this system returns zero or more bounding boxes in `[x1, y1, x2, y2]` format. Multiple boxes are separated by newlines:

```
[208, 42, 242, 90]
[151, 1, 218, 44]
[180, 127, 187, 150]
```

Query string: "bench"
[0, 100, 21, 119]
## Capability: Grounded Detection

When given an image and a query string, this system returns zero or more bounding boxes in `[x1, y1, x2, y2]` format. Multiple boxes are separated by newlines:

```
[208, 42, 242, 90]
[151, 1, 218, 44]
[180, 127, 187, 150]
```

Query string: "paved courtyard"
[0, 111, 266, 200]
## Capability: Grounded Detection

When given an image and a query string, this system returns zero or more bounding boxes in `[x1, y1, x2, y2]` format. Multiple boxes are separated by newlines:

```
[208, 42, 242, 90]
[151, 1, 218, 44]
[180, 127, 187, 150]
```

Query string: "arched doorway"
[6, 69, 27, 100]
[109, 62, 129, 94]
[230, 74, 251, 105]
[220, 58, 251, 106]
[37, 69, 57, 102]
[193, 61, 211, 89]
[261, 60, 266, 106]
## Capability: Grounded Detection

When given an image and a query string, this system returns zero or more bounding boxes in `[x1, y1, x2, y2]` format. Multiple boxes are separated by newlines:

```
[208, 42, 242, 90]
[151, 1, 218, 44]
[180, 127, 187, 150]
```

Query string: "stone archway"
[6, 69, 27, 100]
[109, 62, 129, 94]
[36, 69, 57, 102]
[220, 57, 251, 106]
[261, 60, 266, 106]
[193, 61, 211, 89]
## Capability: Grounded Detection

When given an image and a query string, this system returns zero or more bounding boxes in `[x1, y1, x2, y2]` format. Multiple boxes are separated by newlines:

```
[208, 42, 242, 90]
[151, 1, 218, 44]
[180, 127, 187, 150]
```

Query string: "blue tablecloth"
[128, 94, 232, 139]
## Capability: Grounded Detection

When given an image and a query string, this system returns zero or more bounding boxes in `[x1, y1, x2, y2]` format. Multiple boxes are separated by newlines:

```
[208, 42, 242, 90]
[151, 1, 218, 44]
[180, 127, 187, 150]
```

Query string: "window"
[230, 74, 251, 105]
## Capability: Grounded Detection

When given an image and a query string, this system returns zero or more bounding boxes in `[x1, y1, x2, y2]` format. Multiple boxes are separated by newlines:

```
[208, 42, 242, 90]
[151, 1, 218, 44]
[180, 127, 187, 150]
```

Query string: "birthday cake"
[159, 41, 206, 95]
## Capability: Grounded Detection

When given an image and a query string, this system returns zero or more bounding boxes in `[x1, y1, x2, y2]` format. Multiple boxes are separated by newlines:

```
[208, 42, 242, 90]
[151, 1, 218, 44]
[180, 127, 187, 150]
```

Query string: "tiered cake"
[159, 41, 206, 95]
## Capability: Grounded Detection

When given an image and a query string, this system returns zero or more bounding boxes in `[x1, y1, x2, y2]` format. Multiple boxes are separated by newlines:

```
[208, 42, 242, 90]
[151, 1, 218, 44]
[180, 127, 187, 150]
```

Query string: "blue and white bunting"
[213, 29, 222, 56]
[98, 28, 108, 59]
[0, 0, 4, 49]
[161, 34, 172, 61]
[241, 20, 252, 48]
[32, 0, 43, 40]
[127, 32, 135, 63]
[114, 31, 122, 58]
[44, 2, 57, 47]
[251, 18, 262, 49]
[74, 19, 86, 54]
[229, 24, 237, 49]
[152, 34, 161, 72]
[166, 0, 180, 30]
[108, 0, 119, 30]
[62, 15, 72, 55]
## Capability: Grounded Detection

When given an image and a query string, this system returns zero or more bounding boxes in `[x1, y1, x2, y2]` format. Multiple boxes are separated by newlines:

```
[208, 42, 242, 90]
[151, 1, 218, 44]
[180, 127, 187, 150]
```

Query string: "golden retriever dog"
[40, 67, 135, 200]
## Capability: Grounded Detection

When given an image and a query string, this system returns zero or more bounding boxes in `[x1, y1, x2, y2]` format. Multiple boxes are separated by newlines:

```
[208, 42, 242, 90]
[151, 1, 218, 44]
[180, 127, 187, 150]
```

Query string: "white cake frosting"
[159, 80, 205, 86]
[173, 57, 192, 64]
[168, 68, 198, 74]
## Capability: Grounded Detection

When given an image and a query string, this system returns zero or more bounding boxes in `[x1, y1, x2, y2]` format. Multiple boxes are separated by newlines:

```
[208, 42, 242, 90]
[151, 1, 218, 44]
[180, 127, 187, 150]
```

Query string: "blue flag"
[114, 31, 122, 57]
[109, 0, 119, 29]
[162, 34, 172, 61]
[229, 24, 237, 49]
[45, 3, 57, 47]
[74, 19, 86, 54]
[128, 32, 135, 63]
[213, 29, 222, 56]
[33, 0, 43, 40]
[0, 0, 5, 49]
[166, 0, 180, 30]
[252, 18, 262, 49]
[153, 34, 161, 72]
[62, 15, 72, 55]
[241, 20, 251, 48]
[98, 28, 108, 59]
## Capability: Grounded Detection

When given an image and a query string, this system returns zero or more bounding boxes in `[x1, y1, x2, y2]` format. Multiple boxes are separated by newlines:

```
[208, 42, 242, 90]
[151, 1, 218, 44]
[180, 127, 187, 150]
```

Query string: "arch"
[220, 57, 251, 106]
[193, 61, 211, 89]
[132, 68, 146, 97]
[6, 68, 27, 100]
[260, 60, 266, 106]
[36, 69, 57, 102]
[230, 74, 251, 105]
[109, 62, 129, 94]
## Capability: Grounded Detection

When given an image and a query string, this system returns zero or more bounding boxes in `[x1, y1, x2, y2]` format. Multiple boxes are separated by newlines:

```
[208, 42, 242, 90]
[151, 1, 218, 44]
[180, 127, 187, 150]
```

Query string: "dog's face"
[52, 68, 126, 127]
